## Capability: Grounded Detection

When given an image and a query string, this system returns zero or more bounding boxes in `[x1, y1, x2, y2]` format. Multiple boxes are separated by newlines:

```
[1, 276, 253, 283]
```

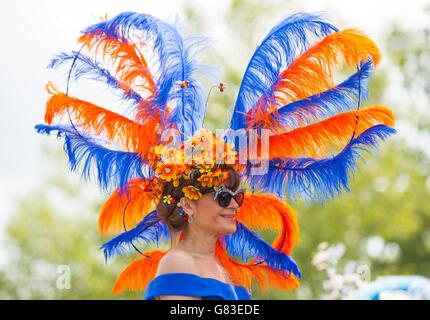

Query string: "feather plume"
[225, 222, 301, 278]
[246, 124, 396, 203]
[98, 178, 162, 235]
[272, 28, 380, 106]
[101, 211, 170, 261]
[215, 240, 299, 292]
[230, 12, 338, 130]
[246, 28, 380, 130]
[237, 192, 299, 255]
[44, 87, 159, 158]
[81, 12, 213, 133]
[79, 32, 155, 89]
[48, 51, 142, 104]
[81, 12, 162, 44]
[155, 32, 212, 138]
[78, 32, 156, 120]
[268, 106, 395, 159]
[112, 249, 168, 294]
[35, 124, 149, 191]
[247, 59, 372, 132]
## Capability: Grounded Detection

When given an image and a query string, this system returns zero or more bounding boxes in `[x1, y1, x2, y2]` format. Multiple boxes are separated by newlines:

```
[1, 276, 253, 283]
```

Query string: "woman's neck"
[176, 228, 218, 257]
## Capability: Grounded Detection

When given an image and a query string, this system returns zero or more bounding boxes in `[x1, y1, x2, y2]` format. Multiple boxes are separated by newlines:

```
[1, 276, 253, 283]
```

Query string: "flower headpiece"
[152, 128, 240, 201]
[35, 12, 395, 295]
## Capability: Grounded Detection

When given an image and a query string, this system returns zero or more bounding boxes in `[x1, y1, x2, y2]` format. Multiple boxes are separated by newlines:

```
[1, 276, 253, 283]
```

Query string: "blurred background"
[0, 0, 429, 299]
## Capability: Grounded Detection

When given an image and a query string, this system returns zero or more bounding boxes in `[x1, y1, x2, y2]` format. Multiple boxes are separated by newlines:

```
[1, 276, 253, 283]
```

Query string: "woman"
[36, 11, 395, 300]
[146, 164, 251, 300]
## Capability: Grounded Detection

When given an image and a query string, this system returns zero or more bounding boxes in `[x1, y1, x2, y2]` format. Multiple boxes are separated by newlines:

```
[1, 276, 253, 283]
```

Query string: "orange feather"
[112, 249, 168, 295]
[44, 85, 159, 159]
[98, 177, 163, 235]
[274, 28, 381, 106]
[237, 192, 299, 255]
[78, 33, 155, 100]
[268, 105, 395, 159]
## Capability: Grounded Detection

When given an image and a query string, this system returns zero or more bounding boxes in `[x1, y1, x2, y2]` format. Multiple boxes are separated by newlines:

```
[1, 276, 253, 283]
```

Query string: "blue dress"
[143, 272, 252, 300]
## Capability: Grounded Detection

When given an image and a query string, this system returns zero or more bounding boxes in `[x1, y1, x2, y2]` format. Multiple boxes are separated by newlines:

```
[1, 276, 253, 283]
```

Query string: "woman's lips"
[220, 214, 236, 221]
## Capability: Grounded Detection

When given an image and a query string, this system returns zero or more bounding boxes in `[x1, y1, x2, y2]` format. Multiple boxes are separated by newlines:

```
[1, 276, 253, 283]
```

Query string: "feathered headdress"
[35, 11, 395, 295]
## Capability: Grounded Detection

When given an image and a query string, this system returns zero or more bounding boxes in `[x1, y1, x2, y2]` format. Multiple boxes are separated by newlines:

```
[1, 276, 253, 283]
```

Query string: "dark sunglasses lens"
[217, 192, 232, 208]
[234, 192, 244, 207]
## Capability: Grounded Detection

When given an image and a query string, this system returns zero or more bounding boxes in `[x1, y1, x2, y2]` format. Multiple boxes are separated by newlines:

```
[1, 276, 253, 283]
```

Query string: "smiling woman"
[149, 164, 247, 300]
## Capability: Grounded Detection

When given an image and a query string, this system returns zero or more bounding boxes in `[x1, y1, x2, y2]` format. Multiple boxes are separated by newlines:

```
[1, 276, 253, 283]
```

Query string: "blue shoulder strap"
[143, 273, 251, 300]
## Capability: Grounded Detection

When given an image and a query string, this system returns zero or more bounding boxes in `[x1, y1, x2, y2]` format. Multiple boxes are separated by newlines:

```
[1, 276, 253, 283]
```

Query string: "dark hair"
[156, 164, 241, 233]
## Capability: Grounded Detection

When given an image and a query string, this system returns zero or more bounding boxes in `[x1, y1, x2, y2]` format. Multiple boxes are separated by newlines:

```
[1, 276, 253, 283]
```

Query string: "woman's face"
[190, 187, 240, 235]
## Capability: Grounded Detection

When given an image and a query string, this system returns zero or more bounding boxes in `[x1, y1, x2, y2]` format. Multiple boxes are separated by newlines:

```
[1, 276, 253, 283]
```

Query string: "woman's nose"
[228, 197, 239, 209]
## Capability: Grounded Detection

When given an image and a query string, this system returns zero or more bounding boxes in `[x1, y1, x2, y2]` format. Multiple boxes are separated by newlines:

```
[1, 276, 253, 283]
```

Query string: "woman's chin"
[216, 220, 237, 235]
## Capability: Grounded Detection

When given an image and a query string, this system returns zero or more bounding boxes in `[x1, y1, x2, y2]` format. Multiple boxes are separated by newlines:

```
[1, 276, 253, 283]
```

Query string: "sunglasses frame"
[213, 185, 245, 208]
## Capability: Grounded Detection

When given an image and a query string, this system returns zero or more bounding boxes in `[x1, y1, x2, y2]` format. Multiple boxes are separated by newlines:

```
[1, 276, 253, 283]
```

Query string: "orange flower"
[198, 172, 214, 188]
[182, 185, 202, 201]
[212, 168, 227, 187]
[212, 168, 224, 187]
[155, 163, 179, 182]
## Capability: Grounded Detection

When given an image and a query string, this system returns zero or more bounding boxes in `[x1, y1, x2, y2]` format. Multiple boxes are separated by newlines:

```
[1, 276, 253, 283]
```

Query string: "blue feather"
[272, 59, 372, 131]
[245, 124, 396, 204]
[48, 51, 142, 104]
[35, 124, 149, 191]
[100, 210, 170, 262]
[225, 222, 301, 278]
[81, 12, 162, 43]
[161, 34, 212, 138]
[230, 12, 338, 131]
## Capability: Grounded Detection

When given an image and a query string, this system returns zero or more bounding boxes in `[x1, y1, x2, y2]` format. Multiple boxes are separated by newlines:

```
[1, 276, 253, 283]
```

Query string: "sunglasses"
[211, 186, 245, 208]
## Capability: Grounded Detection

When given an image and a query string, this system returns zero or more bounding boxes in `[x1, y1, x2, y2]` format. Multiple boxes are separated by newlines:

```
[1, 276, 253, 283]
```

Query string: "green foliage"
[0, 155, 143, 299]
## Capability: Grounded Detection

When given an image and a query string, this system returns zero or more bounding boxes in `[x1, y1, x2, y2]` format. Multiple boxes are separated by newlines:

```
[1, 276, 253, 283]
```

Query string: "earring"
[178, 207, 189, 221]
[188, 213, 194, 223]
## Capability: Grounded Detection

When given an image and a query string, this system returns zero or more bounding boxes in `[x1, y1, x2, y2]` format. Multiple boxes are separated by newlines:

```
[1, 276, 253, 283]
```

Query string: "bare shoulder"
[154, 249, 202, 300]
[156, 249, 200, 276]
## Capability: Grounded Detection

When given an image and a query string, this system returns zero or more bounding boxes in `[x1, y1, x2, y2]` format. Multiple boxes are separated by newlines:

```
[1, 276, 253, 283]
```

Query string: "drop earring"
[178, 204, 189, 222]
[177, 203, 193, 223]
